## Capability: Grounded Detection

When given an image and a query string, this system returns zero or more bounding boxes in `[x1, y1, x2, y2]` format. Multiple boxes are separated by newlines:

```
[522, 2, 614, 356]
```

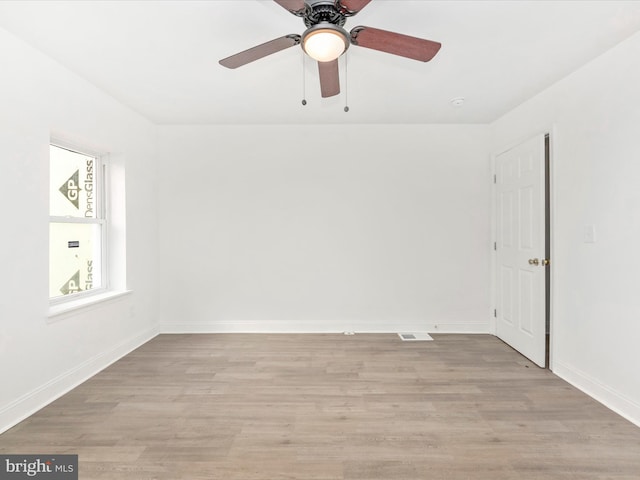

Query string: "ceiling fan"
[219, 0, 441, 98]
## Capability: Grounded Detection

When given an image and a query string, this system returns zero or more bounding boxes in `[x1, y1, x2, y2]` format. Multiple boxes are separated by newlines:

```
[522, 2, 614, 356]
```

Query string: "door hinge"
[494, 309, 497, 318]
[493, 174, 497, 184]
[494, 241, 497, 251]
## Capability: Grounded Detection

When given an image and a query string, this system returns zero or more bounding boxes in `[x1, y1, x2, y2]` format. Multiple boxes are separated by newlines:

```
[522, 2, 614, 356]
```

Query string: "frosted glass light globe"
[303, 29, 348, 62]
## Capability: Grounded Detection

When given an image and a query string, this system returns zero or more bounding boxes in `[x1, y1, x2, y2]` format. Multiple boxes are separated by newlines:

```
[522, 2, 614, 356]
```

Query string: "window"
[49, 143, 107, 301]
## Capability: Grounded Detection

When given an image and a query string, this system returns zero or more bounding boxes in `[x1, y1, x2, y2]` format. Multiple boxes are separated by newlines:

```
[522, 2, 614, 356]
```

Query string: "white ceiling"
[1, 0, 639, 125]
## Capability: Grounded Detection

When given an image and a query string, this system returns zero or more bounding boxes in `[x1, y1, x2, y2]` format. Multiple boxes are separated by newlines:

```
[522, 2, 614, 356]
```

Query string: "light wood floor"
[1, 334, 640, 479]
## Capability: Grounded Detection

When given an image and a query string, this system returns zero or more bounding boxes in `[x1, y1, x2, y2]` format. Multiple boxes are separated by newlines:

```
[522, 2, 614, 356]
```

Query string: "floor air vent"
[398, 333, 433, 341]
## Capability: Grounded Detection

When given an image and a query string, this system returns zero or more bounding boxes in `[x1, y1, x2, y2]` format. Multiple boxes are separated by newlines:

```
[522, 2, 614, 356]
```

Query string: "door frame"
[490, 126, 557, 370]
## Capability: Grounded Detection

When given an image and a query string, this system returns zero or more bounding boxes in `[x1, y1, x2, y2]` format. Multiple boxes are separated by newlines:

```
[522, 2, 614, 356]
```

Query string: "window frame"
[49, 141, 109, 305]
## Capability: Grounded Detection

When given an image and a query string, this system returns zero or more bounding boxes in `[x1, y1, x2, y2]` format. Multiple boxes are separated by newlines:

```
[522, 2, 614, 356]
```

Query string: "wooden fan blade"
[318, 60, 340, 98]
[350, 26, 441, 62]
[274, 0, 306, 15]
[336, 0, 372, 14]
[219, 35, 301, 69]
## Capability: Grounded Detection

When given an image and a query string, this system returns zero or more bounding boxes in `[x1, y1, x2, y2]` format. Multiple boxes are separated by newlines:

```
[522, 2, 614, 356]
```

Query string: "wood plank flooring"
[1, 334, 640, 479]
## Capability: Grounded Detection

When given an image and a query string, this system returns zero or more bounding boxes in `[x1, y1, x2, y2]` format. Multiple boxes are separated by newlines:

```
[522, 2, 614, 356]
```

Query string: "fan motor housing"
[303, 0, 347, 28]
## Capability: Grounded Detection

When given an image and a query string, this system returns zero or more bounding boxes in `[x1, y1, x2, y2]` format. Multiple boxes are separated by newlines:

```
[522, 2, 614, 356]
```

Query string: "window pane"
[50, 145, 98, 219]
[49, 223, 102, 298]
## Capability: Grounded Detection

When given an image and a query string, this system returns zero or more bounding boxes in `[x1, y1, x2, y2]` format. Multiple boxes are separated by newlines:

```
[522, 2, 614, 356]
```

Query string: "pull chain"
[344, 51, 349, 112]
[301, 53, 307, 106]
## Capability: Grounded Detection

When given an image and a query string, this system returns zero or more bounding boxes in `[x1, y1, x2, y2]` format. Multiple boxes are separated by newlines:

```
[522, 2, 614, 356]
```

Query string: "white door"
[495, 134, 546, 367]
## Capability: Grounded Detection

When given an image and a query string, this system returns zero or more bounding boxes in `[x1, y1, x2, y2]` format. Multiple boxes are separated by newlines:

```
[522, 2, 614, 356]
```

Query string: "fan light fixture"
[218, 1, 443, 99]
[302, 24, 349, 62]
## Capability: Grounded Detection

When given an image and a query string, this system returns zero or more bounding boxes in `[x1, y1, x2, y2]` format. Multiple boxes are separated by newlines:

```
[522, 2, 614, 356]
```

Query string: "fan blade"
[318, 60, 340, 98]
[350, 26, 441, 62]
[336, 0, 372, 15]
[219, 35, 301, 69]
[274, 0, 306, 16]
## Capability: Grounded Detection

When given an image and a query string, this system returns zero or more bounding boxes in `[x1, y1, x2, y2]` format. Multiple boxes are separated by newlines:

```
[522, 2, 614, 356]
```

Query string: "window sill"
[48, 290, 132, 322]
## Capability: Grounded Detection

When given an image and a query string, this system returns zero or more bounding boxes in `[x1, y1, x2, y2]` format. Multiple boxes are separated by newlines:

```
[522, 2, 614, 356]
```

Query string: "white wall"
[0, 28, 159, 433]
[157, 124, 491, 333]
[491, 31, 640, 425]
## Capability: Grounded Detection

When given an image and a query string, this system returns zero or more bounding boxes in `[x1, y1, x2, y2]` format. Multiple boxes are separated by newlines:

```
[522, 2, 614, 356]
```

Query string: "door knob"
[528, 258, 539, 266]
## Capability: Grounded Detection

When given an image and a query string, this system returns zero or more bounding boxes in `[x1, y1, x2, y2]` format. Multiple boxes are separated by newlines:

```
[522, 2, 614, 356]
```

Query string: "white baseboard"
[553, 360, 640, 428]
[160, 320, 490, 334]
[0, 326, 159, 434]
